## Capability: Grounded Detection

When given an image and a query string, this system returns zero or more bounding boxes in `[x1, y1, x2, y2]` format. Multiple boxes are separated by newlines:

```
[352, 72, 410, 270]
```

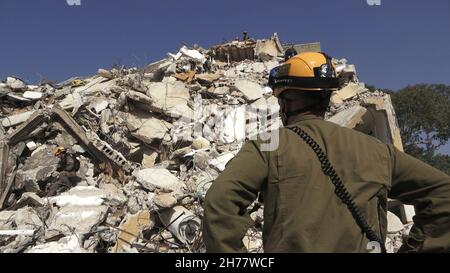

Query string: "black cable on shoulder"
[288, 126, 386, 253]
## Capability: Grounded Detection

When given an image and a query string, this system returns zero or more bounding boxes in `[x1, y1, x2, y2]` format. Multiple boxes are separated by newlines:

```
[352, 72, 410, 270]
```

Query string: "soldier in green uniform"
[202, 52, 450, 253]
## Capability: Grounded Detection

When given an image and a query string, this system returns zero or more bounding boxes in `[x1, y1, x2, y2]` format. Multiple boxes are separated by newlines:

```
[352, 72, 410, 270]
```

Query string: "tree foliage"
[389, 84, 450, 175]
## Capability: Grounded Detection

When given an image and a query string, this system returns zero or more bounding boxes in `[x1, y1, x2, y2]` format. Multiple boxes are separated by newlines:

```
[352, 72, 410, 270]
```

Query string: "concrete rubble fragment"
[234, 79, 263, 101]
[134, 168, 183, 193]
[0, 33, 411, 253]
[111, 210, 153, 253]
[159, 206, 201, 245]
[26, 235, 86, 253]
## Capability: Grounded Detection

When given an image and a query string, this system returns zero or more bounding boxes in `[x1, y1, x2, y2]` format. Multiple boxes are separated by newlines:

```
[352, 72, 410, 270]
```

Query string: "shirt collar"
[288, 113, 324, 125]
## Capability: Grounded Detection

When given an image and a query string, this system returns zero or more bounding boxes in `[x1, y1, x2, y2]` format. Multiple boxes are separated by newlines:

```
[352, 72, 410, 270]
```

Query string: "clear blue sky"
[1, 0, 449, 153]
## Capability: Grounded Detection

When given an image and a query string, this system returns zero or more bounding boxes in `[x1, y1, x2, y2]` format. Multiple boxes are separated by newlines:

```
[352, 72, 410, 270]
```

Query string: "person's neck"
[286, 111, 324, 125]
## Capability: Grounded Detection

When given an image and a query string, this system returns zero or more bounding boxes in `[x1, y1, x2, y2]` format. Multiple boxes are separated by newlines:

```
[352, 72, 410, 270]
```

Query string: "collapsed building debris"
[0, 33, 412, 253]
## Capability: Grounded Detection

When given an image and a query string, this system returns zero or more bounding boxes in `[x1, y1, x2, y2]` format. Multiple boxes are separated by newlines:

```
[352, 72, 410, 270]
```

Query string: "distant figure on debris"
[203, 52, 450, 253]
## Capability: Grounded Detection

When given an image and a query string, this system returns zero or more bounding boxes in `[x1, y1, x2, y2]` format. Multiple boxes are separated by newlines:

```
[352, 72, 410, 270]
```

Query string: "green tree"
[389, 84, 450, 175]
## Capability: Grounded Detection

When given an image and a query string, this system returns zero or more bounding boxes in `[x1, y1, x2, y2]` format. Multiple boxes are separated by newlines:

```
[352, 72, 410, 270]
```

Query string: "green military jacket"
[203, 114, 450, 252]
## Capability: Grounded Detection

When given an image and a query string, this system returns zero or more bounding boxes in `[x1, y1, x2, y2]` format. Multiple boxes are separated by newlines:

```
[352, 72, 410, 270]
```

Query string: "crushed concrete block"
[251, 62, 266, 73]
[27, 235, 86, 253]
[48, 185, 126, 207]
[192, 136, 211, 150]
[215, 107, 246, 144]
[403, 205, 415, 223]
[11, 207, 43, 231]
[179, 46, 206, 63]
[0, 82, 12, 96]
[15, 147, 60, 191]
[209, 152, 235, 172]
[234, 79, 263, 101]
[112, 210, 154, 253]
[207, 86, 229, 96]
[145, 81, 192, 119]
[26, 141, 38, 151]
[335, 83, 367, 101]
[142, 149, 158, 168]
[1, 110, 36, 127]
[196, 73, 221, 84]
[387, 211, 404, 233]
[255, 38, 282, 60]
[99, 183, 128, 206]
[6, 77, 27, 90]
[134, 168, 183, 193]
[97, 68, 114, 79]
[126, 112, 172, 143]
[22, 91, 43, 100]
[89, 98, 109, 114]
[153, 193, 177, 208]
[47, 205, 108, 236]
[327, 105, 367, 128]
[15, 192, 46, 208]
[126, 90, 153, 105]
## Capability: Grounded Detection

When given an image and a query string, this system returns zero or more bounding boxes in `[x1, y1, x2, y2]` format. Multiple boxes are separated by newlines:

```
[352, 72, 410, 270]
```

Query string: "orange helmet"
[268, 52, 340, 97]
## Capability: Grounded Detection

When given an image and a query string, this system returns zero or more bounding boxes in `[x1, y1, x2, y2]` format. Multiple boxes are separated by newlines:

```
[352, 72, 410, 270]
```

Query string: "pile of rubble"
[1, 33, 411, 253]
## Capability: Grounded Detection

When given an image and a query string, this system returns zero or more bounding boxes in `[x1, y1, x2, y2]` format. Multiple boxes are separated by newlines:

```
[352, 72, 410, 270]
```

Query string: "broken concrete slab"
[1, 110, 36, 127]
[153, 193, 177, 208]
[134, 168, 183, 193]
[126, 112, 172, 143]
[97, 68, 114, 79]
[111, 210, 154, 253]
[15, 146, 60, 191]
[145, 81, 192, 119]
[215, 107, 246, 144]
[6, 77, 27, 90]
[142, 149, 158, 168]
[192, 136, 211, 150]
[46, 205, 108, 236]
[207, 86, 229, 96]
[234, 79, 263, 101]
[208, 152, 235, 172]
[99, 183, 128, 206]
[334, 83, 367, 101]
[14, 192, 46, 208]
[27, 235, 86, 253]
[195, 73, 222, 84]
[387, 211, 404, 233]
[0, 82, 12, 96]
[22, 91, 43, 100]
[48, 185, 126, 207]
[126, 90, 154, 106]
[327, 105, 367, 128]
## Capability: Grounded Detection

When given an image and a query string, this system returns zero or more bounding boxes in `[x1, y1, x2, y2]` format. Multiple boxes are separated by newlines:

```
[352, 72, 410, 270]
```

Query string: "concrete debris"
[6, 77, 27, 90]
[208, 152, 235, 172]
[153, 193, 177, 208]
[234, 79, 263, 101]
[328, 105, 367, 128]
[145, 81, 192, 119]
[46, 205, 108, 237]
[387, 211, 404, 233]
[126, 112, 172, 143]
[159, 206, 201, 245]
[22, 91, 43, 100]
[98, 68, 115, 79]
[27, 235, 86, 253]
[112, 210, 154, 253]
[1, 110, 35, 128]
[0, 33, 410, 252]
[134, 168, 183, 193]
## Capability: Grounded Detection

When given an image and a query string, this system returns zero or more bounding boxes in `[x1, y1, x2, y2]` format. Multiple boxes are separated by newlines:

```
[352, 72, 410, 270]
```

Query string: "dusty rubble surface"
[0, 34, 411, 253]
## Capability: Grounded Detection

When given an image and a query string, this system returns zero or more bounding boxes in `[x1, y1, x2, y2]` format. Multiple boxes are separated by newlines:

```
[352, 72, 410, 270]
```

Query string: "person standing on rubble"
[203, 52, 450, 253]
